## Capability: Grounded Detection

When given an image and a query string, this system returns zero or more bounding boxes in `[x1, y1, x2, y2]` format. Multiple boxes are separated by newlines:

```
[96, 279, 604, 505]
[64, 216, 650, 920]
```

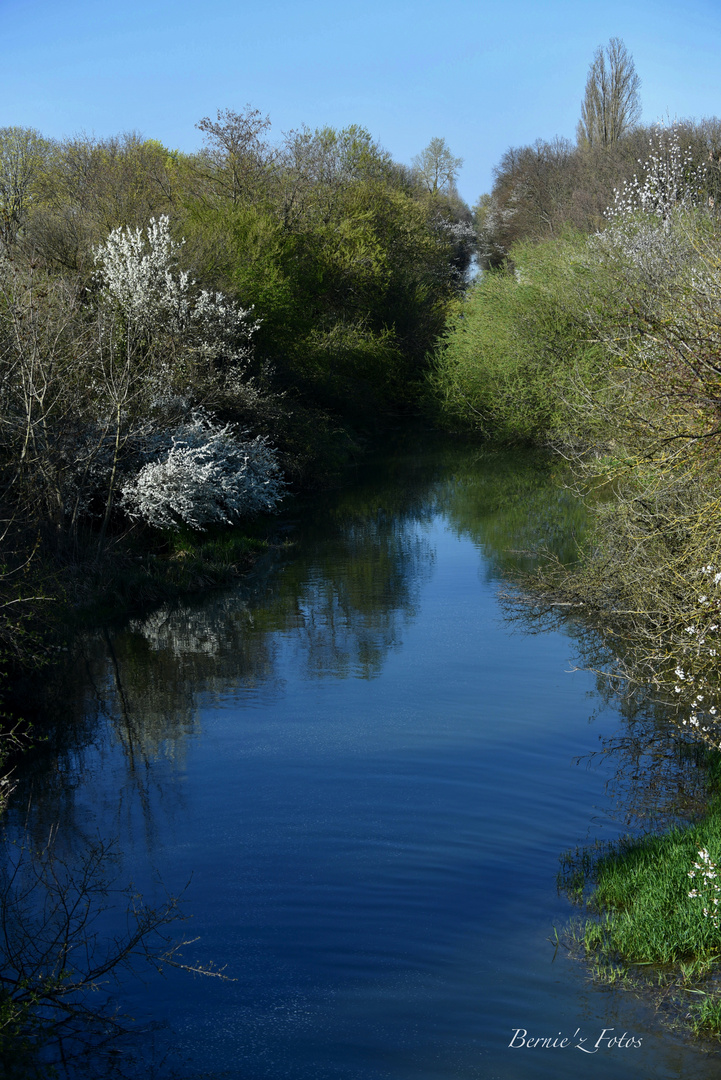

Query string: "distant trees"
[0, 127, 50, 251]
[196, 105, 273, 207]
[471, 39, 646, 267]
[432, 228, 609, 442]
[472, 82, 721, 269]
[577, 37, 641, 149]
[412, 137, 463, 197]
[473, 130, 649, 266]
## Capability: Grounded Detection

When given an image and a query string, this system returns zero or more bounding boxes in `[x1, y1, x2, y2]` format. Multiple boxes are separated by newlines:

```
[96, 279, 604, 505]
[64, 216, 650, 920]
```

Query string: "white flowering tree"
[121, 413, 284, 531]
[94, 215, 190, 331]
[591, 126, 709, 297]
[93, 215, 258, 348]
[91, 216, 262, 541]
[0, 215, 274, 545]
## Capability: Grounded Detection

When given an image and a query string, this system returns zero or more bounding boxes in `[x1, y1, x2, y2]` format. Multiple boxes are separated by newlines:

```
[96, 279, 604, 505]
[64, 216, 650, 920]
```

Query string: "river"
[6, 439, 721, 1078]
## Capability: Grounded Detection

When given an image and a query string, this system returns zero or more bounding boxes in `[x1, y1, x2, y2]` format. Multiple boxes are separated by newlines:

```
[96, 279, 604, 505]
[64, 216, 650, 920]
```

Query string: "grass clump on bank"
[560, 801, 721, 1040]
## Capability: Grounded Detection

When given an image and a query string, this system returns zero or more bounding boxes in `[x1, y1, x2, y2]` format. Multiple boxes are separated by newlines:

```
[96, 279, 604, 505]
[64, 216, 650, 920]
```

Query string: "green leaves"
[432, 231, 606, 443]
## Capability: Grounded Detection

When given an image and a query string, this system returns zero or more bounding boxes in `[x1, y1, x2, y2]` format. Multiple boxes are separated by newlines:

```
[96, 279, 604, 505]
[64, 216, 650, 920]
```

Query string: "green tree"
[0, 128, 51, 251]
[431, 231, 611, 442]
[195, 105, 273, 207]
[412, 137, 463, 197]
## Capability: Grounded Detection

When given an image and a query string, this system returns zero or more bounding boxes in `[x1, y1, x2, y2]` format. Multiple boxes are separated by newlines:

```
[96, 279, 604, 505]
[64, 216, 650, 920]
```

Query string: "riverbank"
[433, 125, 721, 1043]
[560, 786, 721, 1041]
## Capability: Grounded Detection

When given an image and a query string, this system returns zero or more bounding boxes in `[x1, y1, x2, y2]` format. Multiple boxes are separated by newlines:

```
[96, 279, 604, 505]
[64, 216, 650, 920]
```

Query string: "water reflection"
[500, 588, 719, 831]
[17, 444, 588, 782]
[7, 440, 720, 1079]
[565, 627, 718, 828]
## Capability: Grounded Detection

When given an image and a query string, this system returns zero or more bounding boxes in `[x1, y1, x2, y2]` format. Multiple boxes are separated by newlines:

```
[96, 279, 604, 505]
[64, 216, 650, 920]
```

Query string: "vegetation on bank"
[559, 802, 721, 1039]
[436, 120, 721, 747]
[0, 112, 473, 675]
[431, 39, 721, 1041]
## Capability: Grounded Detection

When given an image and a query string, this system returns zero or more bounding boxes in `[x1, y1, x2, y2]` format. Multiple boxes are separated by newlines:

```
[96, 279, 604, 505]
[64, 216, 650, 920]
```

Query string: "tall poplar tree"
[577, 37, 641, 148]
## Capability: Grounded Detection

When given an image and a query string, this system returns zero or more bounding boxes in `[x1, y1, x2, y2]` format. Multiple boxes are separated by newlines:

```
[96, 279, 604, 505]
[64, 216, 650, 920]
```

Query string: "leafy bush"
[431, 230, 609, 443]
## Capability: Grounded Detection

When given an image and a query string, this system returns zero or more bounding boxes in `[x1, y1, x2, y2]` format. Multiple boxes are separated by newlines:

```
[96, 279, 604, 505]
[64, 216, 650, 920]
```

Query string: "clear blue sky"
[3, 0, 720, 206]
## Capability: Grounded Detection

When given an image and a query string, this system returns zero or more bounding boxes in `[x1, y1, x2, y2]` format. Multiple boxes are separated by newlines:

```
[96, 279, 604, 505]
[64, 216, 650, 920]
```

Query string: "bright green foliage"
[0, 127, 52, 251]
[432, 232, 609, 443]
[184, 124, 466, 414]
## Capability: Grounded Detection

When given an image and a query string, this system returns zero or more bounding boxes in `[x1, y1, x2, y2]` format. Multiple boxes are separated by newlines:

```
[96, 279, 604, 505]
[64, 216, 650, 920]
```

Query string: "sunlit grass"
[560, 798, 721, 1039]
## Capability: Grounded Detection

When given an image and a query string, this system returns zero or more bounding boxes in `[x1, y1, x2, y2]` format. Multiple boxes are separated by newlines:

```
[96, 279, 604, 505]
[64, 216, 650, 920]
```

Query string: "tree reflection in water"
[15, 441, 702, 842]
[5, 438, 716, 1077]
[501, 594, 719, 831]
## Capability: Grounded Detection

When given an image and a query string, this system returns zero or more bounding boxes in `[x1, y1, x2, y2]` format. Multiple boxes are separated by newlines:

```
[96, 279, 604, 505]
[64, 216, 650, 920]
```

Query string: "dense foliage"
[0, 114, 471, 663]
[432, 229, 611, 443]
[474, 119, 721, 268]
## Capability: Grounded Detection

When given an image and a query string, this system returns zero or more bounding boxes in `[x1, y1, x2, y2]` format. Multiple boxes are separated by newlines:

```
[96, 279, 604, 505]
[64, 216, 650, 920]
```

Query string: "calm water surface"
[12, 443, 721, 1078]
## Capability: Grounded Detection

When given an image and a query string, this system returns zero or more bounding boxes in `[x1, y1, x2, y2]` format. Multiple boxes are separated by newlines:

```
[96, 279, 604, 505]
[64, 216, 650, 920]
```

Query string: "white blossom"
[121, 413, 285, 531]
[688, 848, 721, 928]
[94, 215, 258, 354]
[94, 215, 190, 330]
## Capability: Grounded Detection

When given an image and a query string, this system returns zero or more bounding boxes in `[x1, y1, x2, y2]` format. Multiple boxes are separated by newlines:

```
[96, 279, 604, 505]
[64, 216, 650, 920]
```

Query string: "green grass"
[560, 799, 721, 1040]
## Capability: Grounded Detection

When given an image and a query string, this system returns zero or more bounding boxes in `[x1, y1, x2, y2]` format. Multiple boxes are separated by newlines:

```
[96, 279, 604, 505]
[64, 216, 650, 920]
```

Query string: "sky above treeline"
[4, 0, 721, 207]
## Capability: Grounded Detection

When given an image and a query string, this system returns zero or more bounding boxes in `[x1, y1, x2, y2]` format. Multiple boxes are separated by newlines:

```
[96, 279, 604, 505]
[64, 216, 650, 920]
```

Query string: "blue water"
[11, 445, 721, 1078]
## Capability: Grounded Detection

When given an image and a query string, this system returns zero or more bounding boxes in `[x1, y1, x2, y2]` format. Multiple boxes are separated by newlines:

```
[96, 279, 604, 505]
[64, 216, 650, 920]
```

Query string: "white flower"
[121, 413, 285, 531]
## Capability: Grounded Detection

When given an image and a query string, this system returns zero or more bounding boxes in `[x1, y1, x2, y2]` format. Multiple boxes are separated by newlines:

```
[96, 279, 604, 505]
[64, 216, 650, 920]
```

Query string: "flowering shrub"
[121, 413, 284, 531]
[605, 126, 705, 224]
[670, 564, 721, 749]
[592, 127, 710, 292]
[93, 214, 258, 351]
[94, 215, 190, 330]
[688, 848, 721, 929]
